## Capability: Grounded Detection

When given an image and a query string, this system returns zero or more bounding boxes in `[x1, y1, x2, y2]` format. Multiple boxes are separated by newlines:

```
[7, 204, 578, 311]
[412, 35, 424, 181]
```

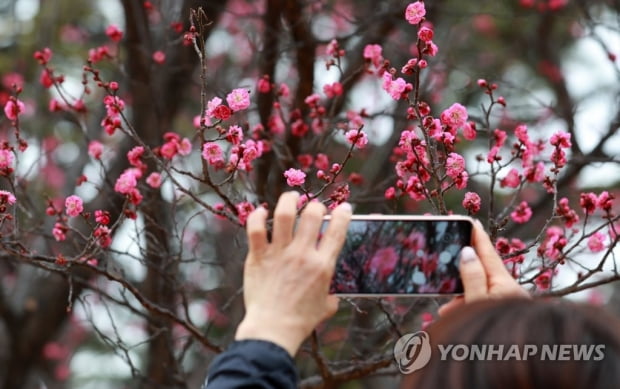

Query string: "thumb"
[459, 246, 488, 303]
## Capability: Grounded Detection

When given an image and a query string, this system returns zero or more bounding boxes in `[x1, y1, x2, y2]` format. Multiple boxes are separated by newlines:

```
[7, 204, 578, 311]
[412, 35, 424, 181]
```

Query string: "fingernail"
[460, 246, 477, 263]
[338, 202, 352, 213]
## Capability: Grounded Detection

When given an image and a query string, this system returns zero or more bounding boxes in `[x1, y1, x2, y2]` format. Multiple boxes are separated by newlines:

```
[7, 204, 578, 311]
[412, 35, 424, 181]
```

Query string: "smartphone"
[322, 215, 473, 296]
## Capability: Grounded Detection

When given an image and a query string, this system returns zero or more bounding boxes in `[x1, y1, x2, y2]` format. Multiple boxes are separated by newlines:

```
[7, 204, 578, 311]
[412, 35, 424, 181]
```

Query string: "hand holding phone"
[323, 215, 473, 296]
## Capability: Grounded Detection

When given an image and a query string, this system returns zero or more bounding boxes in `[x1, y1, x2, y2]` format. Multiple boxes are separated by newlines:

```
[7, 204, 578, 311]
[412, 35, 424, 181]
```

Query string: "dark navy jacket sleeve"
[204, 340, 298, 389]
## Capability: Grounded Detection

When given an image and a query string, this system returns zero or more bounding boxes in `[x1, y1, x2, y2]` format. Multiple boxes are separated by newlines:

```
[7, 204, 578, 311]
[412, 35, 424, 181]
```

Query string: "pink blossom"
[345, 129, 369, 149]
[95, 210, 110, 225]
[445, 152, 465, 179]
[127, 146, 145, 168]
[94, 226, 112, 248]
[226, 88, 251, 112]
[315, 153, 329, 170]
[226, 125, 244, 145]
[283, 168, 306, 187]
[363, 44, 383, 68]
[405, 1, 426, 24]
[325, 39, 339, 56]
[193, 114, 211, 128]
[202, 143, 224, 167]
[0, 149, 15, 170]
[535, 269, 554, 291]
[440, 103, 468, 128]
[580, 192, 598, 215]
[52, 222, 67, 242]
[178, 138, 192, 156]
[597, 191, 614, 211]
[0, 190, 16, 205]
[511, 201, 532, 223]
[211, 104, 230, 120]
[205, 97, 223, 118]
[268, 114, 285, 134]
[4, 98, 25, 121]
[33, 47, 53, 64]
[417, 26, 434, 42]
[291, 119, 309, 137]
[500, 168, 521, 188]
[39, 69, 54, 88]
[257, 75, 271, 93]
[278, 83, 290, 97]
[462, 192, 481, 214]
[88, 141, 104, 159]
[152, 50, 166, 64]
[105, 25, 123, 42]
[304, 93, 321, 107]
[323, 82, 343, 98]
[462, 122, 477, 140]
[525, 162, 545, 182]
[114, 169, 139, 194]
[65, 195, 83, 217]
[382, 73, 411, 100]
[550, 131, 571, 148]
[587, 232, 606, 253]
[556, 198, 579, 228]
[146, 172, 162, 188]
[493, 128, 507, 148]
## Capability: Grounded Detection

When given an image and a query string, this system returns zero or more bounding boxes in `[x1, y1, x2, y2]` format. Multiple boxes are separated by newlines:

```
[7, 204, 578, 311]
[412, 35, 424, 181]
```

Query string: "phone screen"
[327, 217, 472, 295]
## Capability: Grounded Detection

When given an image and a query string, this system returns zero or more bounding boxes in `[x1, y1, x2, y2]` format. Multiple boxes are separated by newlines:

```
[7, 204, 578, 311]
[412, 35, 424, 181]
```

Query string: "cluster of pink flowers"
[114, 168, 143, 205]
[495, 237, 526, 266]
[537, 226, 568, 261]
[462, 192, 481, 214]
[510, 201, 533, 224]
[580, 191, 614, 215]
[159, 132, 192, 160]
[382, 72, 412, 100]
[363, 44, 383, 69]
[88, 140, 104, 160]
[549, 130, 571, 170]
[101, 95, 124, 135]
[228, 139, 265, 172]
[344, 129, 369, 149]
[556, 197, 580, 228]
[323, 82, 343, 98]
[0, 190, 16, 213]
[105, 25, 123, 42]
[0, 148, 15, 176]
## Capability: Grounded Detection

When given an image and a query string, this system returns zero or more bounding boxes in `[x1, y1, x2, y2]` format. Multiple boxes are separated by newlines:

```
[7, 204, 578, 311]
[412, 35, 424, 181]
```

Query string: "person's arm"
[204, 340, 298, 389]
[205, 192, 352, 388]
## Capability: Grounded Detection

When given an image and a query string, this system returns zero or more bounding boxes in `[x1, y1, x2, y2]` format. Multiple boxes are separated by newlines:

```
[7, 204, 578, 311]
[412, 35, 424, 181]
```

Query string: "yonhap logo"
[393, 331, 432, 374]
[393, 331, 607, 374]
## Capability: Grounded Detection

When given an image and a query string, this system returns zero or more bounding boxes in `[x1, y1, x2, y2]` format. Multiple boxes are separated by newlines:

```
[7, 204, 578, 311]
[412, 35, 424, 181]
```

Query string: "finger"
[271, 192, 300, 248]
[438, 296, 464, 317]
[323, 295, 340, 320]
[245, 207, 269, 263]
[472, 221, 512, 279]
[318, 202, 352, 267]
[294, 201, 326, 248]
[459, 246, 489, 303]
